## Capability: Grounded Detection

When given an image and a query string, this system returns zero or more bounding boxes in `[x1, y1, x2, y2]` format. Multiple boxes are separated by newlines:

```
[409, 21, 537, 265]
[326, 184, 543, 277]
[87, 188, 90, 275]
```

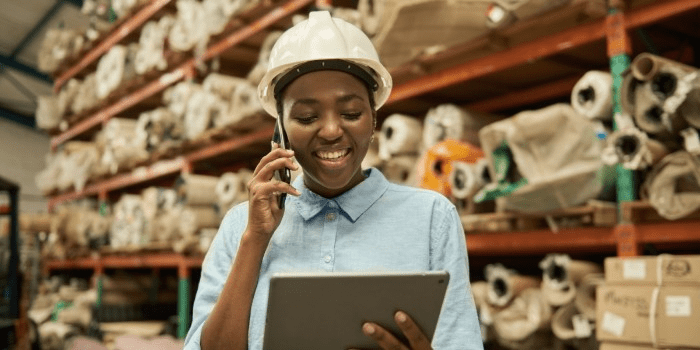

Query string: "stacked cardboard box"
[596, 255, 700, 349]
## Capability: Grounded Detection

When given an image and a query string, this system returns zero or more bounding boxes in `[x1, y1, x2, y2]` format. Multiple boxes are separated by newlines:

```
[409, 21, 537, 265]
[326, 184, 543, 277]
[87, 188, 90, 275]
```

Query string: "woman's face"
[281, 70, 375, 198]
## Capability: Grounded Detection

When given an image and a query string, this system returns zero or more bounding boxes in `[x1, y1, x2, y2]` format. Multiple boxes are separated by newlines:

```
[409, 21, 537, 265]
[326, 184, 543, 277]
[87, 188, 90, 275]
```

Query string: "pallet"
[621, 200, 700, 224]
[461, 200, 617, 233]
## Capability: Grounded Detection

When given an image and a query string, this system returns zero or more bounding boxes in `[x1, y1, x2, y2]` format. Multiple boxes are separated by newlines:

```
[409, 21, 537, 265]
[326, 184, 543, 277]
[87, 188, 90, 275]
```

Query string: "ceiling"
[0, 0, 91, 128]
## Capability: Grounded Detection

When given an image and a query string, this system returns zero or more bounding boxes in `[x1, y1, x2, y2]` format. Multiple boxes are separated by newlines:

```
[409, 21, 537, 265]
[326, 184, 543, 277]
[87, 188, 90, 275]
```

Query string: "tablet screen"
[263, 271, 449, 349]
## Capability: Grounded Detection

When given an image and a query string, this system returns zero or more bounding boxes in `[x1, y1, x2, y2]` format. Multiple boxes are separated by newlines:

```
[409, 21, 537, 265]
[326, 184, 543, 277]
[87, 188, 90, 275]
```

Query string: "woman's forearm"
[200, 232, 268, 350]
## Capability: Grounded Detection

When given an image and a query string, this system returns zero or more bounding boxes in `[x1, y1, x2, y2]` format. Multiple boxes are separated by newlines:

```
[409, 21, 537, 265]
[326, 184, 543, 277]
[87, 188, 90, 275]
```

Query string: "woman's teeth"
[317, 149, 348, 160]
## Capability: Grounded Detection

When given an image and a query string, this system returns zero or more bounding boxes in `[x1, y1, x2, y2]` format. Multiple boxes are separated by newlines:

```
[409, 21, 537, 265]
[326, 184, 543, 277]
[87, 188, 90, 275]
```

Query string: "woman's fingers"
[394, 312, 431, 350]
[253, 146, 295, 175]
[361, 323, 408, 350]
[248, 178, 300, 199]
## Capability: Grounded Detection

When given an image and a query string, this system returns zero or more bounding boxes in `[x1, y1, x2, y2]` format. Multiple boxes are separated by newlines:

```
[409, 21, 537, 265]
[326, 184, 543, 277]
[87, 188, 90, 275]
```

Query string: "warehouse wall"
[0, 118, 49, 213]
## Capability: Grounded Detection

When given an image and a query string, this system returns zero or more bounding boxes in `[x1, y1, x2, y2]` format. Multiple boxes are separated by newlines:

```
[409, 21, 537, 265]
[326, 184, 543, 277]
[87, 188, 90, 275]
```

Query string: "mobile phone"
[272, 117, 291, 209]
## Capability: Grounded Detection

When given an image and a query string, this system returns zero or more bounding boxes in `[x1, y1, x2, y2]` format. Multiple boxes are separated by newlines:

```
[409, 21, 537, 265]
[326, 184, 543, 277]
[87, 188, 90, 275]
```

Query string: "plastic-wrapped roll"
[96, 45, 128, 99]
[57, 79, 81, 116]
[492, 288, 552, 343]
[176, 173, 220, 206]
[71, 73, 99, 115]
[36, 96, 61, 130]
[551, 303, 594, 342]
[574, 273, 603, 321]
[216, 170, 253, 211]
[164, 82, 202, 118]
[603, 126, 670, 170]
[169, 0, 209, 52]
[216, 81, 262, 128]
[136, 108, 183, 150]
[571, 70, 612, 121]
[449, 159, 489, 199]
[184, 90, 227, 140]
[381, 154, 418, 185]
[142, 187, 177, 219]
[134, 15, 174, 74]
[179, 205, 220, 238]
[641, 151, 700, 220]
[153, 207, 181, 243]
[110, 195, 147, 249]
[485, 264, 540, 307]
[378, 114, 422, 160]
[663, 71, 700, 129]
[203, 73, 247, 99]
[357, 0, 383, 36]
[423, 104, 498, 148]
[204, 0, 233, 35]
[631, 52, 696, 82]
[539, 254, 601, 307]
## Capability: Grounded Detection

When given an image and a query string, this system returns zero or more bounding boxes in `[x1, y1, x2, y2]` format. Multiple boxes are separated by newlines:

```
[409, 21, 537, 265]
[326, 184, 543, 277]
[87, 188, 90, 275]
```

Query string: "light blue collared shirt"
[184, 168, 483, 350]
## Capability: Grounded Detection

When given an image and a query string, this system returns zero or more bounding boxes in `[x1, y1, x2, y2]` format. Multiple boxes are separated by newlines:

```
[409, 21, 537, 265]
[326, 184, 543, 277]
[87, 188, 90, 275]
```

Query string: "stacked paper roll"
[164, 81, 203, 118]
[134, 15, 175, 74]
[96, 44, 140, 99]
[378, 114, 422, 160]
[246, 31, 283, 85]
[177, 174, 220, 205]
[485, 263, 541, 308]
[602, 125, 670, 170]
[71, 73, 99, 115]
[216, 170, 253, 213]
[179, 205, 220, 239]
[136, 107, 183, 151]
[641, 151, 700, 220]
[381, 154, 418, 185]
[169, 0, 209, 53]
[100, 118, 149, 174]
[110, 195, 147, 249]
[37, 28, 83, 73]
[183, 90, 227, 139]
[422, 104, 499, 149]
[539, 254, 602, 307]
[449, 158, 489, 200]
[571, 70, 613, 121]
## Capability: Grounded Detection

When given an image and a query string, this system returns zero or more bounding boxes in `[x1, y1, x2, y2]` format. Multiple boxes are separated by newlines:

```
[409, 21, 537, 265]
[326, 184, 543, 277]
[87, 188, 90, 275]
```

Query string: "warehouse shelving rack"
[42, 0, 700, 338]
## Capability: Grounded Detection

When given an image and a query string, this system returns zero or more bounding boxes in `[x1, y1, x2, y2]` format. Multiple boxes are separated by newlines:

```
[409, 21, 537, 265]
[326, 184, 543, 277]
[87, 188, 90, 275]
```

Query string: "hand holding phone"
[272, 117, 292, 209]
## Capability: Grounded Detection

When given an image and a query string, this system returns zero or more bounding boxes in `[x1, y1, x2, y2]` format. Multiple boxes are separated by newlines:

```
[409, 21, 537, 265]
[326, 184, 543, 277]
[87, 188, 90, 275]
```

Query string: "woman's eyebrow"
[291, 98, 320, 108]
[337, 93, 365, 104]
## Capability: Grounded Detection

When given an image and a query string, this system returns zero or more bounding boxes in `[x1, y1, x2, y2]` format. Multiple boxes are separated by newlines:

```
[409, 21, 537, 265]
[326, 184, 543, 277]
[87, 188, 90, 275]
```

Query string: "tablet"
[262, 270, 449, 350]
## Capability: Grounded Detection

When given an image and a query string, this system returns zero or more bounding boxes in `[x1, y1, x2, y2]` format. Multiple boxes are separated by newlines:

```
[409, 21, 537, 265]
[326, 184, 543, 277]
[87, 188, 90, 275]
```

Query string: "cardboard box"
[605, 255, 700, 285]
[600, 342, 696, 350]
[597, 285, 700, 348]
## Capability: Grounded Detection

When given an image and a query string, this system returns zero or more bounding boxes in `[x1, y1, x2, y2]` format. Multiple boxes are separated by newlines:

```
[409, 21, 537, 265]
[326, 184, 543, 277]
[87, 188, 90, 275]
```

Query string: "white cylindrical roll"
[607, 126, 670, 170]
[492, 288, 552, 342]
[357, 0, 383, 37]
[203, 0, 232, 35]
[71, 73, 99, 115]
[179, 205, 220, 238]
[571, 70, 613, 121]
[246, 31, 283, 85]
[110, 194, 147, 249]
[378, 114, 422, 160]
[422, 104, 499, 149]
[95, 45, 128, 99]
[381, 154, 418, 185]
[574, 273, 604, 321]
[642, 151, 700, 220]
[485, 263, 540, 308]
[221, 81, 262, 127]
[164, 82, 202, 118]
[177, 173, 220, 206]
[169, 0, 209, 52]
[36, 96, 61, 130]
[184, 90, 228, 140]
[216, 170, 252, 208]
[134, 16, 173, 74]
[57, 79, 81, 116]
[450, 160, 487, 200]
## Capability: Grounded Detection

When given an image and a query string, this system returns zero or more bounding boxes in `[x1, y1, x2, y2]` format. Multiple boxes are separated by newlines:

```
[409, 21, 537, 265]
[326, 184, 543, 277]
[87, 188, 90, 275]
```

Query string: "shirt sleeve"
[183, 204, 247, 350]
[430, 199, 484, 350]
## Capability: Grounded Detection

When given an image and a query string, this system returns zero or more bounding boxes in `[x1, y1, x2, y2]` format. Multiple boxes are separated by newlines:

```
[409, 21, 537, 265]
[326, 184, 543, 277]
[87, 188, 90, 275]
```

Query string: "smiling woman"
[184, 11, 483, 350]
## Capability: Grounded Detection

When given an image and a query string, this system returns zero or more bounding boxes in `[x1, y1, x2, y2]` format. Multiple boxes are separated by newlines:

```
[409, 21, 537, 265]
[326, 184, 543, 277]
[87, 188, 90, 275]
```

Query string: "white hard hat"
[257, 11, 393, 117]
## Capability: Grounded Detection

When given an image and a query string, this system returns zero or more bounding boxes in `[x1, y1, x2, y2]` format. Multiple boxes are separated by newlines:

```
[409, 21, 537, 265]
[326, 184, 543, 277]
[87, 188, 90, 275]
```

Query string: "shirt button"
[324, 255, 332, 263]
[325, 212, 336, 221]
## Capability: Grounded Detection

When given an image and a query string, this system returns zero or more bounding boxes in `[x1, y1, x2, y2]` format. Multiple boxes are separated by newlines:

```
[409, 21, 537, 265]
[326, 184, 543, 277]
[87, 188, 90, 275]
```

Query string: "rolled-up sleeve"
[430, 200, 484, 350]
[184, 205, 246, 350]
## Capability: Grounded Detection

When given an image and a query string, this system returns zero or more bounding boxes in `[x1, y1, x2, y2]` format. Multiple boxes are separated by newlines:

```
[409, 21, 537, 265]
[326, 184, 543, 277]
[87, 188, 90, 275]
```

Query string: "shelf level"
[385, 0, 700, 106]
[53, 0, 174, 91]
[48, 125, 273, 208]
[50, 0, 314, 150]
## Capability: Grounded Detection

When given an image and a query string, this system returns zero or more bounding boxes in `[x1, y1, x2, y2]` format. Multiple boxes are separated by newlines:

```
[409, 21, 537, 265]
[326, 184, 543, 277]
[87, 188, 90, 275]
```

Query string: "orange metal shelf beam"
[48, 125, 274, 209]
[50, 0, 313, 150]
[44, 253, 204, 274]
[466, 226, 617, 256]
[53, 0, 174, 92]
[636, 221, 700, 245]
[386, 0, 700, 105]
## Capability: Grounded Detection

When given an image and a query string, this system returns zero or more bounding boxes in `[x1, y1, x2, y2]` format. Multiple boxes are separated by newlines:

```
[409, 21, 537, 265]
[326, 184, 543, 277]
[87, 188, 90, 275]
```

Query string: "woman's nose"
[317, 115, 343, 141]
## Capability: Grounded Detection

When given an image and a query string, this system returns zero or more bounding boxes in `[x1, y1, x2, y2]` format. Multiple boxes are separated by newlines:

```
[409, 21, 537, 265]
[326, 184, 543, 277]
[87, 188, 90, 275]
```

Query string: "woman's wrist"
[240, 229, 272, 254]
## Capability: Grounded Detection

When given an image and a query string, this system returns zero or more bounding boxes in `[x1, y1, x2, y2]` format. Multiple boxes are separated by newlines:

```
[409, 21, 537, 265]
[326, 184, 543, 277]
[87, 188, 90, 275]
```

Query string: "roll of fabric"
[574, 273, 604, 321]
[357, 0, 383, 36]
[96, 45, 128, 99]
[177, 173, 221, 206]
[71, 73, 99, 115]
[179, 205, 220, 239]
[423, 104, 499, 149]
[110, 195, 147, 249]
[492, 288, 552, 343]
[571, 70, 613, 121]
[216, 170, 253, 212]
[381, 154, 418, 185]
[485, 264, 540, 307]
[630, 52, 696, 82]
[662, 70, 700, 129]
[449, 158, 489, 200]
[539, 254, 602, 307]
[641, 151, 700, 220]
[551, 302, 595, 344]
[214, 80, 262, 128]
[169, 0, 209, 52]
[378, 114, 423, 160]
[184, 90, 228, 140]
[603, 126, 669, 170]
[164, 82, 202, 118]
[134, 15, 174, 74]
[246, 31, 284, 85]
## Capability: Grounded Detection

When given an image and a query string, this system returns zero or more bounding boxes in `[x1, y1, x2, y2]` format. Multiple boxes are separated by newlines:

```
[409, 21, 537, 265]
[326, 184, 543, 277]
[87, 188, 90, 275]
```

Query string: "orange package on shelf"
[417, 139, 484, 197]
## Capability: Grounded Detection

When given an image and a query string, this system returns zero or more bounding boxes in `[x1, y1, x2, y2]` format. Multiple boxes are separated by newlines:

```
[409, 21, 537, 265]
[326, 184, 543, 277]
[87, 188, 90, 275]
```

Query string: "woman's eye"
[294, 115, 316, 124]
[342, 112, 362, 120]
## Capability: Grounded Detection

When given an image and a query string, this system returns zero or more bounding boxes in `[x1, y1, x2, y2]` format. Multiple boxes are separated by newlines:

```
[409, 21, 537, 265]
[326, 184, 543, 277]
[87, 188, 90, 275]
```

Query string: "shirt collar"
[291, 167, 389, 222]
